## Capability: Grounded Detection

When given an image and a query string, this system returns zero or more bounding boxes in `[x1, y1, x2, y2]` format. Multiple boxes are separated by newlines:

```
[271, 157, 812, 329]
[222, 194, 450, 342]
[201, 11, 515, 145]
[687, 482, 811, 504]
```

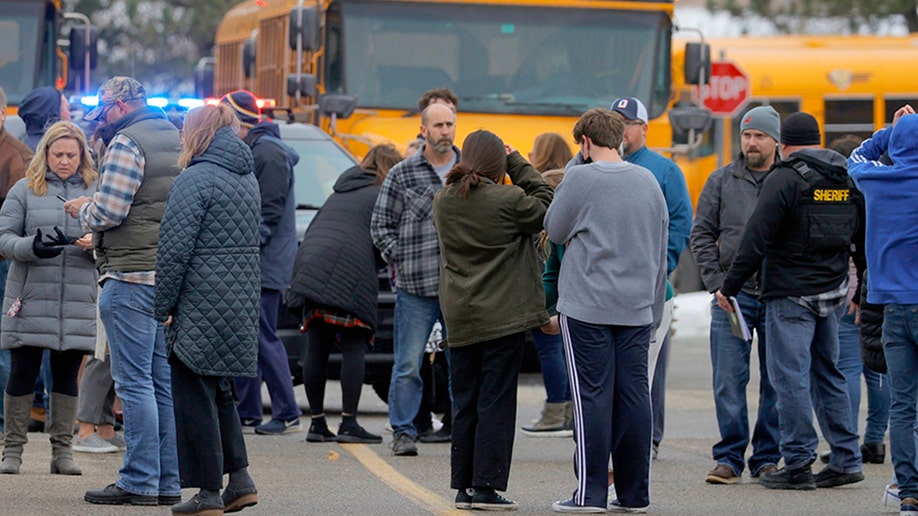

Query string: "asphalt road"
[0, 322, 898, 515]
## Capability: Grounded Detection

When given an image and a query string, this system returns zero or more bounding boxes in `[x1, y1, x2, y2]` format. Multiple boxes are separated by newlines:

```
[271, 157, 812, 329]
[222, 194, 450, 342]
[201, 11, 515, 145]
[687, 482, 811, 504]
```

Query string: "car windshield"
[327, 1, 671, 118]
[284, 136, 357, 209]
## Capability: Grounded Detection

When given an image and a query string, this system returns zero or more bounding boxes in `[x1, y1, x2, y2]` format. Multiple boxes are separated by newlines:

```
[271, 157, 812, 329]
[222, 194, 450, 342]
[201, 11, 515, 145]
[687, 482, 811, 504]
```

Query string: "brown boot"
[1, 393, 32, 474]
[49, 394, 81, 475]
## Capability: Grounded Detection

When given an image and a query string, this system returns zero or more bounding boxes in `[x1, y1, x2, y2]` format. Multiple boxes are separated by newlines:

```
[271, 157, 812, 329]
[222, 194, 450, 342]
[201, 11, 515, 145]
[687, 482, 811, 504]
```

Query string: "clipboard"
[728, 296, 752, 342]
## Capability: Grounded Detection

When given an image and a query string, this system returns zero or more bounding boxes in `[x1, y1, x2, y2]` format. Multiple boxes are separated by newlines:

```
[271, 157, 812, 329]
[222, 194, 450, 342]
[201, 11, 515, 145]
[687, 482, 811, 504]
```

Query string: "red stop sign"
[699, 61, 751, 116]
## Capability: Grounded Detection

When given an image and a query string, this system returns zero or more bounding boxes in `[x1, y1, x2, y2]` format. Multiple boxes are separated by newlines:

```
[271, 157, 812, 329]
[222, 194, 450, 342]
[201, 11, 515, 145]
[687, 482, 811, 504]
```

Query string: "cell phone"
[56, 194, 68, 202]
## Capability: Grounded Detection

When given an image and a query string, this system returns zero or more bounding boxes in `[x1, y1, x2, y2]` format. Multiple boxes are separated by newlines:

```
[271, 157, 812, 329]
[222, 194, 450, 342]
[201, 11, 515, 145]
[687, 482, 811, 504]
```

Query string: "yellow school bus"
[679, 34, 918, 205]
[213, 0, 709, 160]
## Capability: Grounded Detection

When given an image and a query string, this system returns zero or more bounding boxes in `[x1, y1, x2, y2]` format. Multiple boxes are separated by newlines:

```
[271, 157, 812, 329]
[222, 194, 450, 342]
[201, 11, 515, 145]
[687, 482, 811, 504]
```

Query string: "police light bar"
[147, 97, 169, 108]
[256, 98, 276, 110]
[178, 98, 205, 109]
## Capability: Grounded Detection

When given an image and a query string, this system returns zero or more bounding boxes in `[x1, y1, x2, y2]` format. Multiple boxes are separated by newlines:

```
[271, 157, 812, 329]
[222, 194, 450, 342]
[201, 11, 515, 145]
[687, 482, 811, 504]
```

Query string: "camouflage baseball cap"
[84, 76, 147, 121]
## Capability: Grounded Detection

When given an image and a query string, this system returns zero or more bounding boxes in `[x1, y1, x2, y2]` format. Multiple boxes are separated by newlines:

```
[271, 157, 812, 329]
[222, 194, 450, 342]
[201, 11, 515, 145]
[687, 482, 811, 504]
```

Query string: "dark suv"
[275, 122, 395, 401]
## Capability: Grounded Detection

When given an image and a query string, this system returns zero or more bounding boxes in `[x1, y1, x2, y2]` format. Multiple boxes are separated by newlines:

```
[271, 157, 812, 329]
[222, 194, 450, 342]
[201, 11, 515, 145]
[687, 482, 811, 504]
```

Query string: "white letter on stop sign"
[709, 76, 748, 100]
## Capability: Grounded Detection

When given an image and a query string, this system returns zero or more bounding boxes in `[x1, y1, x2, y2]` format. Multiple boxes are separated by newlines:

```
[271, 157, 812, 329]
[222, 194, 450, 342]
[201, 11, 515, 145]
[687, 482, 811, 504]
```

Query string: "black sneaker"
[84, 483, 158, 506]
[455, 488, 474, 510]
[336, 423, 383, 444]
[306, 421, 336, 443]
[471, 487, 518, 511]
[759, 465, 816, 490]
[390, 432, 418, 456]
[418, 426, 451, 443]
[814, 466, 865, 488]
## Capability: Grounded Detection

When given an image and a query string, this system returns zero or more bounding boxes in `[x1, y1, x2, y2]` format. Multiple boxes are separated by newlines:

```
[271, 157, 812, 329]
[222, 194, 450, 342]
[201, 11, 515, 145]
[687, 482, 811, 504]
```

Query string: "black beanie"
[221, 90, 261, 128]
[781, 112, 821, 146]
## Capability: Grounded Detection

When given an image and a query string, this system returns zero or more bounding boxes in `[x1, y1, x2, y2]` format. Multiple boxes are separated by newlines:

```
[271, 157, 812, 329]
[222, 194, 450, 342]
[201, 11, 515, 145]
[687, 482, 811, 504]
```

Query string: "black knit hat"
[781, 112, 821, 146]
[221, 90, 260, 128]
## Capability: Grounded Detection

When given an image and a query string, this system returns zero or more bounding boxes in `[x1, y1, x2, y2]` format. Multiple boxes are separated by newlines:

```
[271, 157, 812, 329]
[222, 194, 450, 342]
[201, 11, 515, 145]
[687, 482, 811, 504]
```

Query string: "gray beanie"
[739, 106, 780, 142]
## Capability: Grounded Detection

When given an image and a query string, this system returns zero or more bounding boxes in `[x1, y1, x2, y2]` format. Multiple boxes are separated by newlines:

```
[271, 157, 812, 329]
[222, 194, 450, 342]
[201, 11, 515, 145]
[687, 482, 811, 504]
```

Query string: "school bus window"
[884, 98, 918, 125]
[824, 99, 873, 144]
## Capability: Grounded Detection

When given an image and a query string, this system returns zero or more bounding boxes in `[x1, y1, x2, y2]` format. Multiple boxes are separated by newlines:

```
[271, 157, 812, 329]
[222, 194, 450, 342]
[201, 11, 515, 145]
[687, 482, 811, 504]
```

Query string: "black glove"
[32, 229, 64, 259]
[43, 226, 78, 246]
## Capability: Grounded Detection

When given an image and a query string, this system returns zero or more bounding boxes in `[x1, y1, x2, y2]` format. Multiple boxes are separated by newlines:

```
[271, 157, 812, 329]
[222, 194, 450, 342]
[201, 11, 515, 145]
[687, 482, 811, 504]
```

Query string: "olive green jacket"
[432, 151, 553, 347]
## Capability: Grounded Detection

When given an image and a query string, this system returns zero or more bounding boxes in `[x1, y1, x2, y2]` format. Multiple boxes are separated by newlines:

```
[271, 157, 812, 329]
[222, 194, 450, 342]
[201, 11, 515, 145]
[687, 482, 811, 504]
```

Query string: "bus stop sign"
[699, 61, 751, 116]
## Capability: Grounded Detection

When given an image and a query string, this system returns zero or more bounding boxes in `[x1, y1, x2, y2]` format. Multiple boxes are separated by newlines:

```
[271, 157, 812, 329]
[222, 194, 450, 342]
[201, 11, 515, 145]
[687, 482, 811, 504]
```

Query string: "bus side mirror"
[319, 94, 358, 120]
[69, 25, 98, 71]
[287, 74, 317, 98]
[289, 7, 320, 51]
[684, 42, 710, 86]
[670, 106, 712, 135]
[195, 57, 215, 99]
[243, 38, 257, 79]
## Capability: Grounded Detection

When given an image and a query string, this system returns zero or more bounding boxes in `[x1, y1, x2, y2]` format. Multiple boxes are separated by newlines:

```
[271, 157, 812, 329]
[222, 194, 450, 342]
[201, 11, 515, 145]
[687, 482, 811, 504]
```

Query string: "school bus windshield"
[325, 1, 672, 118]
[0, 1, 47, 107]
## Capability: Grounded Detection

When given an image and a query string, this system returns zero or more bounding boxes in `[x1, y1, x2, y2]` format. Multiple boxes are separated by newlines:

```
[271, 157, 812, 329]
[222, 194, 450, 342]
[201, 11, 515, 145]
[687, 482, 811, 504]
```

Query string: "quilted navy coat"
[154, 126, 261, 377]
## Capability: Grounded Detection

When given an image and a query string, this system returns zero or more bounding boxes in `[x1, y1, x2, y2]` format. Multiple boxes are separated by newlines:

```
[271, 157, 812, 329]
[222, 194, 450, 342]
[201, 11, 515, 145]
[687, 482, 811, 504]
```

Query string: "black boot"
[861, 442, 886, 464]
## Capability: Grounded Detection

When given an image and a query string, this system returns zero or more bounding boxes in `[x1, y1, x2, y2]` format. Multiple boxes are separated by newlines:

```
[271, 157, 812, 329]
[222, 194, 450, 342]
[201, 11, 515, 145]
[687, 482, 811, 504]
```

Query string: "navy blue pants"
[234, 289, 302, 422]
[561, 315, 651, 509]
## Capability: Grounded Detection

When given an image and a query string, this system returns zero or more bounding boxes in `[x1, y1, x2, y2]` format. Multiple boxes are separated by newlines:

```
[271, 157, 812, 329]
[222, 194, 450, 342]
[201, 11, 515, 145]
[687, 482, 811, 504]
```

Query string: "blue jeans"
[765, 297, 861, 472]
[532, 328, 569, 403]
[100, 280, 180, 497]
[882, 304, 918, 500]
[831, 311, 890, 443]
[709, 292, 780, 475]
[234, 289, 302, 422]
[863, 366, 891, 443]
[389, 289, 444, 438]
[834, 313, 863, 432]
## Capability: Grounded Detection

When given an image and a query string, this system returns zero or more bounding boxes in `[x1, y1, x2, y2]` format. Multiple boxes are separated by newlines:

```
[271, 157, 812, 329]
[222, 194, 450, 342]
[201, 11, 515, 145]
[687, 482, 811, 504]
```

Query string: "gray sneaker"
[73, 433, 119, 454]
[104, 433, 127, 451]
[390, 432, 418, 456]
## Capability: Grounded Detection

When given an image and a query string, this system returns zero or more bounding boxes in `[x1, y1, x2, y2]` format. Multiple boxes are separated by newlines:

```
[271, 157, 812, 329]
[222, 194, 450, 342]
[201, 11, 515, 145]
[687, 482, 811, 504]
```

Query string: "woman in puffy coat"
[287, 143, 402, 444]
[0, 121, 97, 476]
[154, 104, 261, 514]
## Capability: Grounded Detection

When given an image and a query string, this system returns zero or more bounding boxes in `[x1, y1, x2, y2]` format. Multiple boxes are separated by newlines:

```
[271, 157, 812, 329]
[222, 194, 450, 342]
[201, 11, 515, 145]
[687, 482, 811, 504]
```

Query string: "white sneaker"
[885, 484, 901, 507]
[73, 433, 119, 453]
[607, 484, 617, 507]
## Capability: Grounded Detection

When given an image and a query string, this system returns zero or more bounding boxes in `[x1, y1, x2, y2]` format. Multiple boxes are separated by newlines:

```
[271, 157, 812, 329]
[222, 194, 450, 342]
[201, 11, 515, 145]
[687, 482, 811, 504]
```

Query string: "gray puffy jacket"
[0, 173, 98, 351]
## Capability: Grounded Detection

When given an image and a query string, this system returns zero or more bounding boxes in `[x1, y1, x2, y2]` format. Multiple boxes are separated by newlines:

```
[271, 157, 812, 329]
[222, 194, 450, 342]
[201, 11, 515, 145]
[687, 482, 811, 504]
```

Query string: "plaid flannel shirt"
[79, 133, 154, 286]
[370, 145, 459, 297]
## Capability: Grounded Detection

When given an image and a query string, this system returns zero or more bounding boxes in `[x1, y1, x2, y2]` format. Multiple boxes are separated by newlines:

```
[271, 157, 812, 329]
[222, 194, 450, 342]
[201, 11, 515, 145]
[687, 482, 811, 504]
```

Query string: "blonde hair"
[178, 104, 241, 169]
[538, 168, 564, 255]
[360, 144, 402, 184]
[530, 133, 573, 173]
[26, 121, 97, 196]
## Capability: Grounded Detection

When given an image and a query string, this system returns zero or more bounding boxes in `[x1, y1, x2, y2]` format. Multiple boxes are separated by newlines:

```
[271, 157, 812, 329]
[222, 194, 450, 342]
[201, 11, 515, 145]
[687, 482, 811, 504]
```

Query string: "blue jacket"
[848, 114, 918, 305]
[625, 146, 693, 275]
[18, 86, 62, 151]
[246, 121, 299, 291]
[154, 126, 261, 377]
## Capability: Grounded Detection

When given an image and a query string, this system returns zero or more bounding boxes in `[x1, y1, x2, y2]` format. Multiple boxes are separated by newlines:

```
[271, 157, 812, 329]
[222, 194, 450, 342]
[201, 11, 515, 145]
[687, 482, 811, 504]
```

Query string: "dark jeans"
[235, 289, 302, 422]
[449, 332, 524, 492]
[303, 320, 371, 415]
[171, 356, 249, 490]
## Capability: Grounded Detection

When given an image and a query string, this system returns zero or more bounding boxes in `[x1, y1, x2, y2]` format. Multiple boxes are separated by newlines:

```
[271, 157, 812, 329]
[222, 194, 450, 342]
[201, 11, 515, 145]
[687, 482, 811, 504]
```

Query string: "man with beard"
[371, 102, 458, 456]
[691, 105, 782, 484]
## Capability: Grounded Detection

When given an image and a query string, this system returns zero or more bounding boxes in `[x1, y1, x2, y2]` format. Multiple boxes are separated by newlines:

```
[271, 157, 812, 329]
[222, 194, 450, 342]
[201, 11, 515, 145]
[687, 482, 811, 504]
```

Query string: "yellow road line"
[341, 443, 465, 516]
